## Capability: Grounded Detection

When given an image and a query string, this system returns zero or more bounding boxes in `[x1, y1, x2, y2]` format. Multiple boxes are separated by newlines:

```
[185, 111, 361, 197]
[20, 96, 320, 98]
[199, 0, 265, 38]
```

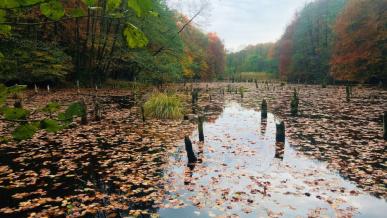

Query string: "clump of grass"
[143, 93, 183, 120]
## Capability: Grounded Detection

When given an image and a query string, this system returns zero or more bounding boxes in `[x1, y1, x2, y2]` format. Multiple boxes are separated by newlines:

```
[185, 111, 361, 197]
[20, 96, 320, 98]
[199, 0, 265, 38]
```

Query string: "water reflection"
[160, 102, 387, 218]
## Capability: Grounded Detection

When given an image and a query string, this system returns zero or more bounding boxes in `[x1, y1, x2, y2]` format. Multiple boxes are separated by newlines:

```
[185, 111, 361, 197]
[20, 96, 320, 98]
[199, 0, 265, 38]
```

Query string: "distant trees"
[229, 0, 385, 84]
[178, 15, 226, 81]
[226, 43, 278, 79]
[276, 0, 347, 83]
[331, 0, 387, 83]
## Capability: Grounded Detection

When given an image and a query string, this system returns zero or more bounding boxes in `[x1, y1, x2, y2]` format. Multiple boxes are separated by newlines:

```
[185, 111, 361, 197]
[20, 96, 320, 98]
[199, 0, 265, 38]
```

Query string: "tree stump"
[80, 98, 88, 125]
[184, 136, 197, 164]
[291, 89, 299, 116]
[261, 99, 267, 119]
[198, 116, 204, 142]
[276, 121, 285, 142]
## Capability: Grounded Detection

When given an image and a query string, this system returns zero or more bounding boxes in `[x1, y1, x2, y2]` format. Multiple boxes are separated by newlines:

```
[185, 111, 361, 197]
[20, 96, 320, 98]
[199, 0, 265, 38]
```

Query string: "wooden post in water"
[94, 97, 102, 121]
[47, 85, 50, 93]
[185, 136, 197, 164]
[34, 84, 38, 94]
[141, 106, 145, 123]
[80, 98, 88, 125]
[261, 99, 267, 119]
[255, 80, 258, 89]
[276, 121, 285, 142]
[384, 111, 387, 140]
[291, 88, 299, 116]
[198, 116, 204, 142]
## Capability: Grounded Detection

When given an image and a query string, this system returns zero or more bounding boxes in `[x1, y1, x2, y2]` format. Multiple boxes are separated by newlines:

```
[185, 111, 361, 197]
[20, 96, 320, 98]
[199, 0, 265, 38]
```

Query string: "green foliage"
[0, 39, 73, 84]
[227, 43, 277, 78]
[42, 102, 61, 114]
[123, 24, 149, 48]
[59, 101, 87, 122]
[12, 123, 39, 141]
[143, 93, 183, 120]
[69, 8, 85, 18]
[2, 107, 29, 120]
[82, 0, 96, 7]
[0, 9, 11, 36]
[0, 84, 26, 105]
[40, 119, 63, 133]
[279, 0, 347, 82]
[128, 0, 153, 17]
[40, 0, 65, 21]
[107, 0, 122, 12]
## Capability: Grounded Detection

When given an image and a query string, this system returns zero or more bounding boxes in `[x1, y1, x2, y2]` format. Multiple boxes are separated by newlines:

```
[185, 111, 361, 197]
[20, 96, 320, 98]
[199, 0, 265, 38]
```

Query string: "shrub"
[143, 93, 183, 120]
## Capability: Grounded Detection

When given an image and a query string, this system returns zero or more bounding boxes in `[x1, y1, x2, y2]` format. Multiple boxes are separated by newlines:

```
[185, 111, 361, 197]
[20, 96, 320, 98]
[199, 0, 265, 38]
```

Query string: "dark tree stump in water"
[276, 121, 285, 143]
[261, 99, 267, 119]
[184, 136, 197, 164]
[198, 116, 204, 142]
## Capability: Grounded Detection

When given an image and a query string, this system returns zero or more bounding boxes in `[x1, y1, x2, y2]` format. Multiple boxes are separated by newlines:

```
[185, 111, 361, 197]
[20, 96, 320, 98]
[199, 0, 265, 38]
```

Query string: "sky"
[167, 0, 312, 52]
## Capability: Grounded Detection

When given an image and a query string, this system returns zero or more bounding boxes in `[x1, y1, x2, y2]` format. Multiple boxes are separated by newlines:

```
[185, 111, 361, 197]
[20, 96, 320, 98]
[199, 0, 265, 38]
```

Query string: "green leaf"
[123, 24, 148, 48]
[40, 0, 65, 21]
[12, 123, 38, 141]
[2, 107, 29, 120]
[0, 9, 11, 35]
[0, 1, 19, 9]
[40, 119, 63, 133]
[107, 0, 121, 12]
[7, 85, 27, 94]
[127, 0, 153, 17]
[42, 102, 61, 114]
[82, 0, 96, 7]
[69, 8, 85, 18]
[59, 101, 86, 122]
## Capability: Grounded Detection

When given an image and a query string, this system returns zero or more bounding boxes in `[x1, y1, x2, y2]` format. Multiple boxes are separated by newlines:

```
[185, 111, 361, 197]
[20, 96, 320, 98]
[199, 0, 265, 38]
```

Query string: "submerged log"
[184, 136, 197, 164]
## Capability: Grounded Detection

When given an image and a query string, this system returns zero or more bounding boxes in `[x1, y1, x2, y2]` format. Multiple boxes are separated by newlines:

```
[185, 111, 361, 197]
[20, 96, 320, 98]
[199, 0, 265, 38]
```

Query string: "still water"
[159, 102, 386, 218]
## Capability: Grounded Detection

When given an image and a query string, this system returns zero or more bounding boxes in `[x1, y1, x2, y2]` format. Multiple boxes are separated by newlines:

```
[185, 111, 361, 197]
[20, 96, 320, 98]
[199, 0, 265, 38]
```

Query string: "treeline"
[0, 0, 226, 86]
[226, 43, 277, 76]
[228, 0, 386, 84]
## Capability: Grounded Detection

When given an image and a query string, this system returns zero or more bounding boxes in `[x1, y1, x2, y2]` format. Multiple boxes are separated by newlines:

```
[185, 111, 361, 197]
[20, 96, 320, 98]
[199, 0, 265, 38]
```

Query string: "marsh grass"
[143, 93, 183, 120]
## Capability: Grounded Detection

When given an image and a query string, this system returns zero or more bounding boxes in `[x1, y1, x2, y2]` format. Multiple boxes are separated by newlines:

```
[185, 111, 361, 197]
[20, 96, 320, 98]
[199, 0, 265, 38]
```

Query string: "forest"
[227, 0, 386, 84]
[0, 0, 386, 217]
[0, 0, 226, 86]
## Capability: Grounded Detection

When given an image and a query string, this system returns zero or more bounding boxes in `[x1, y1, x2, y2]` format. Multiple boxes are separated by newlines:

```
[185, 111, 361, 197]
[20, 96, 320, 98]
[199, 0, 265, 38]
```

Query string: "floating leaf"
[40, 0, 65, 21]
[123, 24, 148, 48]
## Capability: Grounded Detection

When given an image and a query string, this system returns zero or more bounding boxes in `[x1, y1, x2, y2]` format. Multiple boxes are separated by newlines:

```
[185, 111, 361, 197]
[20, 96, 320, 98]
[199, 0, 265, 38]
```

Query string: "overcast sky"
[167, 0, 312, 52]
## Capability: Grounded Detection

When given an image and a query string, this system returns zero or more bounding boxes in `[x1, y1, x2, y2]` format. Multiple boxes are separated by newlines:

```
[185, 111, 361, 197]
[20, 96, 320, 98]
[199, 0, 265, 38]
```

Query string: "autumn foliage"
[330, 0, 387, 82]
